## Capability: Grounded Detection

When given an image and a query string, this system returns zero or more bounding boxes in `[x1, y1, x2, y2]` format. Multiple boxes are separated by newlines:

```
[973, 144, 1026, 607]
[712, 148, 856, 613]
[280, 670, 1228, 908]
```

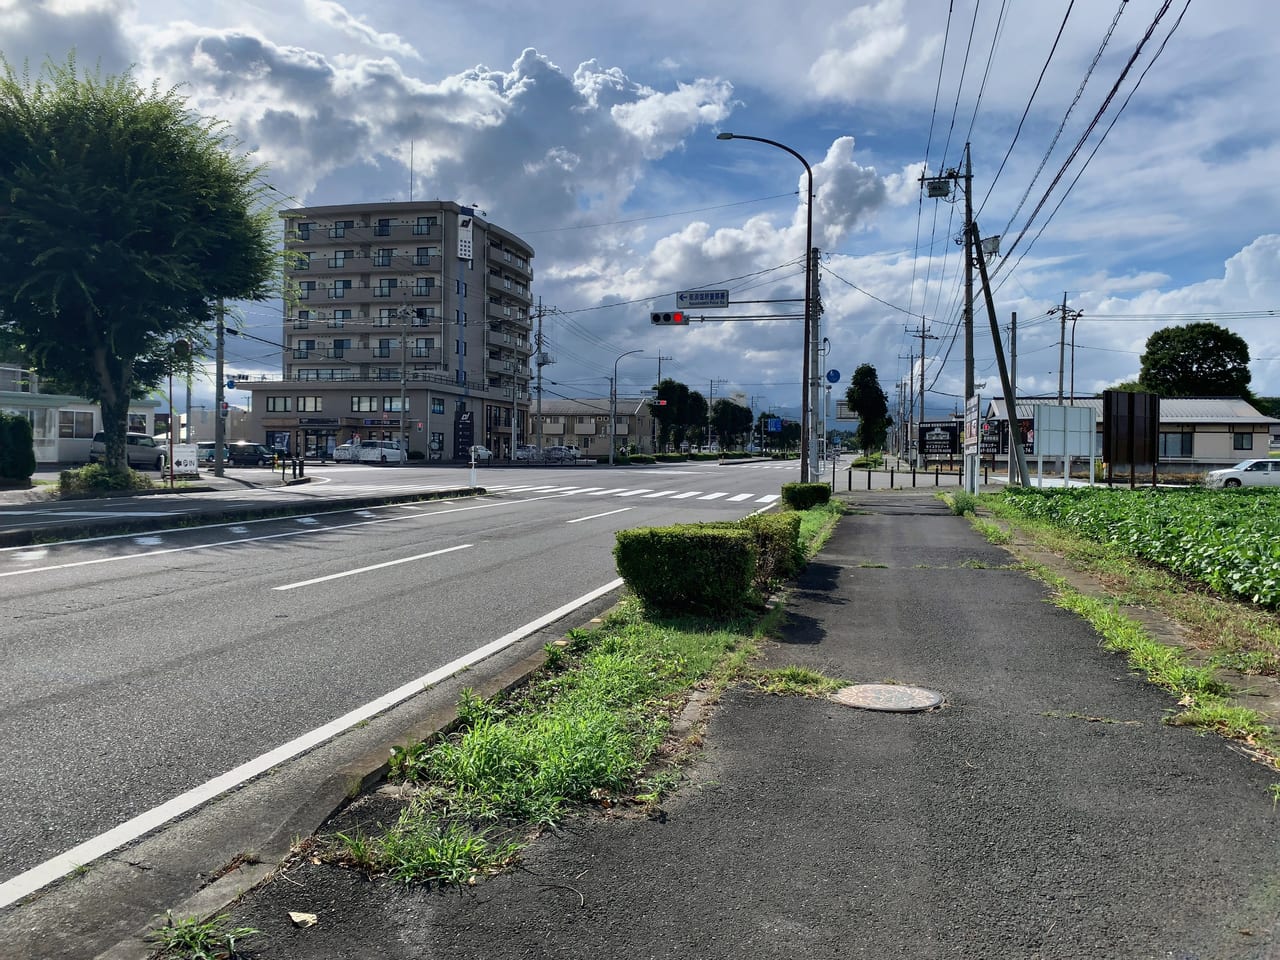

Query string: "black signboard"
[454, 409, 474, 456]
[919, 420, 959, 457]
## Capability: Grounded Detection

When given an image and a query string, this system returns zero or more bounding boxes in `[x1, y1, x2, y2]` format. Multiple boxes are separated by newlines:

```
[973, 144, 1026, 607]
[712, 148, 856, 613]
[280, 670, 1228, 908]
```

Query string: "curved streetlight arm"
[716, 132, 816, 482]
[610, 349, 643, 466]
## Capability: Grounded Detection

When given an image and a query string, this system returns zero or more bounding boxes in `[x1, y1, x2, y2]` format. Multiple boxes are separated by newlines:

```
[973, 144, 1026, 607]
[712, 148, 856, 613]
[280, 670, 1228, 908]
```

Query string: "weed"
[634, 768, 683, 805]
[333, 828, 381, 872]
[858, 562, 889, 569]
[379, 815, 518, 885]
[972, 518, 1011, 544]
[958, 558, 990, 569]
[388, 740, 432, 781]
[752, 665, 844, 697]
[146, 911, 259, 959]
[944, 491, 980, 516]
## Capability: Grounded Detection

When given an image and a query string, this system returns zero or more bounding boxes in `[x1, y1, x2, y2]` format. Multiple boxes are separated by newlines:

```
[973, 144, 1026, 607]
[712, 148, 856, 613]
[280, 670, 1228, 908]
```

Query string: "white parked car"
[1204, 459, 1280, 488]
[469, 445, 493, 463]
[357, 440, 407, 464]
[333, 443, 358, 462]
[514, 444, 540, 461]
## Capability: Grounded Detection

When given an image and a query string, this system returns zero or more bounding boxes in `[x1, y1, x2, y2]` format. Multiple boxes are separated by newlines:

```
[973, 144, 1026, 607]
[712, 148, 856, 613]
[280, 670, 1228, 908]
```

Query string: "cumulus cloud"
[302, 0, 420, 60]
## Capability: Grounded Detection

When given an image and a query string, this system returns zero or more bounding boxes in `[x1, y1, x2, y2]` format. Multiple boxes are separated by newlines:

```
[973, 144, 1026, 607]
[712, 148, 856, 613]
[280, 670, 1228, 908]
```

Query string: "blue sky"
[4, 0, 1278, 420]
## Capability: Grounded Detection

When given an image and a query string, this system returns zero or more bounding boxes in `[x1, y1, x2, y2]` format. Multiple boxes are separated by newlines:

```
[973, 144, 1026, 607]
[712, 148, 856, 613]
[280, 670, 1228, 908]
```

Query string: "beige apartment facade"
[531, 397, 657, 457]
[242, 201, 535, 460]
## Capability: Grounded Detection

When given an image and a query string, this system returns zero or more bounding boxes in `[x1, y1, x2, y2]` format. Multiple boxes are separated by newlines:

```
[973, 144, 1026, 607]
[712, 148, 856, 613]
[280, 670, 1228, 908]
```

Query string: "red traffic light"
[650, 311, 687, 325]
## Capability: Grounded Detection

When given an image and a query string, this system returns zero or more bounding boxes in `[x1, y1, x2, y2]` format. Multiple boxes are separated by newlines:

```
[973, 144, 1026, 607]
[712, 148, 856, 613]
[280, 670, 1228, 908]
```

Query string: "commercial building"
[242, 201, 535, 460]
[531, 397, 657, 458]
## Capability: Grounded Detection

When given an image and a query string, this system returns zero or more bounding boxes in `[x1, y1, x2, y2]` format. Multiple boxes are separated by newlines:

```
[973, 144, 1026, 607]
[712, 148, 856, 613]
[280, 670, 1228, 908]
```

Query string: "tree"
[710, 398, 752, 448]
[845, 363, 890, 453]
[1138, 322, 1253, 399]
[0, 57, 277, 472]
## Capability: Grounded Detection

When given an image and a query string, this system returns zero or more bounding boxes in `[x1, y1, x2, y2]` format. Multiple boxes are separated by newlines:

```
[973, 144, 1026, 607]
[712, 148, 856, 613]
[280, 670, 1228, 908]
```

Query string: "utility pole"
[963, 144, 976, 493]
[708, 377, 728, 449]
[214, 297, 226, 477]
[917, 321, 938, 467]
[973, 219, 1027, 487]
[1009, 310, 1017, 484]
[647, 354, 671, 453]
[534, 300, 551, 453]
[1050, 294, 1083, 405]
[399, 301, 409, 460]
[808, 248, 823, 480]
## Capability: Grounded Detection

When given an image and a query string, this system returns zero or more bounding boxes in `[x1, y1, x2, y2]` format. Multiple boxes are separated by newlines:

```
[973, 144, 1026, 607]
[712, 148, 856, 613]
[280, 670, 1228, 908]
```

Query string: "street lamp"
[717, 131, 815, 482]
[610, 349, 642, 465]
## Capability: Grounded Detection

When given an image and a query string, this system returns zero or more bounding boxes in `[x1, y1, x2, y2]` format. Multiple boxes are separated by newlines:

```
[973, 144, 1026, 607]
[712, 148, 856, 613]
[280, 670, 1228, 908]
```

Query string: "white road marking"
[0, 578, 625, 909]
[671, 491, 702, 499]
[697, 492, 729, 501]
[728, 493, 753, 502]
[567, 507, 633, 524]
[641, 490, 678, 498]
[587, 488, 629, 496]
[615, 489, 654, 497]
[756, 494, 781, 503]
[274, 544, 472, 591]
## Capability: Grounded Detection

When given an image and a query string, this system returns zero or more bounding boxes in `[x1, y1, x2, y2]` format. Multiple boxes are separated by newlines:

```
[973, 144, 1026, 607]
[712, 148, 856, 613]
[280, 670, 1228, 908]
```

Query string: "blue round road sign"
[826, 368, 840, 384]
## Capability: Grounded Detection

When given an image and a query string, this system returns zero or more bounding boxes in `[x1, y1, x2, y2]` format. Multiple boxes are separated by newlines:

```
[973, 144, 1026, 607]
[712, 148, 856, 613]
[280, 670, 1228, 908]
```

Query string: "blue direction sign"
[826, 368, 840, 384]
[676, 289, 729, 309]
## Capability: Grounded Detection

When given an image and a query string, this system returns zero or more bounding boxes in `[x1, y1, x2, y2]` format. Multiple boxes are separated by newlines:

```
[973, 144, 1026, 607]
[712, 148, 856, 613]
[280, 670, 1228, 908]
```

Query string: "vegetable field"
[998, 487, 1280, 608]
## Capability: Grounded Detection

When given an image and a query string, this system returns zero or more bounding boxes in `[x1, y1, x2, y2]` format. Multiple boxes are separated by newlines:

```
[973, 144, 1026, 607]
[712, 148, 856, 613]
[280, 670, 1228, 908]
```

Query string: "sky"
[4, 0, 1279, 423]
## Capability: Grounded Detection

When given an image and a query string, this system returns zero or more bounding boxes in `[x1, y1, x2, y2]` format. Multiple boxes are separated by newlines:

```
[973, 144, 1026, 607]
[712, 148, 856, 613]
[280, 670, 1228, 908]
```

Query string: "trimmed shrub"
[655, 453, 687, 463]
[614, 525, 757, 616]
[741, 512, 804, 584]
[0, 412, 37, 484]
[780, 482, 831, 511]
[627, 453, 656, 464]
[59, 464, 154, 495]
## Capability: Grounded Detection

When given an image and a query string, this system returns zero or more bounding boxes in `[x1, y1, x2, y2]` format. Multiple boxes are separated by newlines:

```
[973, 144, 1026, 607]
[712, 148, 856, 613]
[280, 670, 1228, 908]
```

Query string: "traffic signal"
[654, 399, 668, 406]
[219, 401, 229, 418]
[650, 311, 687, 325]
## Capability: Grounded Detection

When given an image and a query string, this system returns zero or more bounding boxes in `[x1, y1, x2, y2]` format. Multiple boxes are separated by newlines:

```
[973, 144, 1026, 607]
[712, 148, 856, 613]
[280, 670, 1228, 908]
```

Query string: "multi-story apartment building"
[242, 201, 535, 460]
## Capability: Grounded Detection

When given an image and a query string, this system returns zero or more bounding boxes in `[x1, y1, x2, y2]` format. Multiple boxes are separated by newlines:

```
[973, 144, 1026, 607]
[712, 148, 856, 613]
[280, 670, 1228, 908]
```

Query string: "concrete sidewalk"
[210, 489, 1280, 960]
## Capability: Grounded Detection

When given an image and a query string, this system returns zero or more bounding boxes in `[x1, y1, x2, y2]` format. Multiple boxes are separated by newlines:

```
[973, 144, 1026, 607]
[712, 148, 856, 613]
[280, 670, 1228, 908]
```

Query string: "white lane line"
[640, 490, 677, 498]
[274, 544, 472, 591]
[727, 493, 753, 502]
[756, 494, 780, 503]
[566, 507, 633, 524]
[671, 491, 702, 499]
[697, 492, 729, 501]
[0, 494, 572, 579]
[587, 488, 629, 496]
[0, 577, 625, 909]
[615, 489, 654, 498]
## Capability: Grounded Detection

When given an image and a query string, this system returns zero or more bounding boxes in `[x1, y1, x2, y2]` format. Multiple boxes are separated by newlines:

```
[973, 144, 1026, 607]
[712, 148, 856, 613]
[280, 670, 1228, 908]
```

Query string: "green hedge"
[627, 453, 656, 464]
[0, 412, 36, 484]
[614, 525, 757, 616]
[59, 463, 154, 495]
[655, 453, 687, 463]
[780, 482, 831, 510]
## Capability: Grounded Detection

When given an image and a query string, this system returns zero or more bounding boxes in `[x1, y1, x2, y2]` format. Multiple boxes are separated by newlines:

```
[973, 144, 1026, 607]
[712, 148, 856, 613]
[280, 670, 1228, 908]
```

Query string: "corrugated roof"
[985, 396, 1279, 424]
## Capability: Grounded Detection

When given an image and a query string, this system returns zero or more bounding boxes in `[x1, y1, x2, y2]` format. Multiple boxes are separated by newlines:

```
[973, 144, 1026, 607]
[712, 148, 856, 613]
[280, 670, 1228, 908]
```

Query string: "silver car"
[88, 431, 167, 471]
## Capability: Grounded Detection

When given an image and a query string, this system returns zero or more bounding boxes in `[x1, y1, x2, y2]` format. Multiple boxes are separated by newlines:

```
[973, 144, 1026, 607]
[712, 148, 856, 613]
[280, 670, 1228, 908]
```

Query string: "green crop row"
[997, 487, 1280, 608]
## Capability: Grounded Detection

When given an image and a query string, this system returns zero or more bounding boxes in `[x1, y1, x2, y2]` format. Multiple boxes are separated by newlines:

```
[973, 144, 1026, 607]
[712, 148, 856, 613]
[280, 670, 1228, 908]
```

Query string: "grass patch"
[972, 518, 1011, 544]
[322, 502, 838, 886]
[941, 490, 979, 516]
[750, 665, 845, 697]
[147, 912, 259, 959]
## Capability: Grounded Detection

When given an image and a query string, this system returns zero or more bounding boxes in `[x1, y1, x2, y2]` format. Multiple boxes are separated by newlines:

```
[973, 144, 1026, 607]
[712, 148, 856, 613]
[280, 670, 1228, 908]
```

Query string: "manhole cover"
[830, 683, 943, 713]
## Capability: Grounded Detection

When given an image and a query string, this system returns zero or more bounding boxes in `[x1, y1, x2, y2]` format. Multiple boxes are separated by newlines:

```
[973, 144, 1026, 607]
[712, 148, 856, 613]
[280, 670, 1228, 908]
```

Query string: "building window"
[432, 398, 445, 415]
[351, 396, 377, 412]
[294, 251, 312, 270]
[374, 218, 392, 237]
[457, 279, 467, 297]
[373, 248, 393, 267]
[374, 278, 398, 298]
[328, 219, 354, 238]
[412, 307, 435, 326]
[297, 396, 323, 412]
[377, 308, 395, 327]
[414, 247, 433, 265]
[415, 277, 435, 296]
[295, 221, 315, 240]
[57, 411, 95, 439]
[413, 337, 433, 357]
[298, 280, 316, 299]
[328, 249, 353, 268]
[266, 396, 292, 412]
[330, 279, 351, 299]
[330, 309, 350, 327]
[413, 216, 437, 235]
[374, 338, 393, 358]
[1234, 432, 1254, 451]
[383, 396, 407, 413]
[1158, 431, 1193, 458]
[376, 367, 398, 380]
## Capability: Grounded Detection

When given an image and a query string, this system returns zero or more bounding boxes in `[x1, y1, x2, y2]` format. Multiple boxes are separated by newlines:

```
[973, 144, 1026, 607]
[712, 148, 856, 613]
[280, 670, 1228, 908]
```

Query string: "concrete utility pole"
[917, 321, 938, 467]
[534, 300, 550, 453]
[707, 377, 728, 448]
[214, 298, 226, 477]
[973, 219, 1027, 487]
[963, 144, 976, 493]
[1057, 290, 1067, 404]
[1009, 311, 1018, 484]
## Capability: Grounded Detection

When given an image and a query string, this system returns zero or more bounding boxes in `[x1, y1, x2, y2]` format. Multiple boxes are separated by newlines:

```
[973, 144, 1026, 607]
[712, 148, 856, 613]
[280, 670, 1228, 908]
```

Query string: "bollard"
[847, 469, 851, 492]
[290, 459, 298, 479]
[984, 465, 989, 485]
[867, 468, 872, 490]
[280, 458, 287, 480]
[298, 458, 305, 478]
[935, 465, 940, 487]
[889, 468, 894, 488]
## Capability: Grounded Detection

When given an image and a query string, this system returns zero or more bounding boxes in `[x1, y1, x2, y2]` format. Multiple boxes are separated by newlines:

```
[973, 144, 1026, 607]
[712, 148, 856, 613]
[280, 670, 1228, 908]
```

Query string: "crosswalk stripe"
[671, 491, 702, 499]
[641, 490, 678, 498]
[698, 492, 728, 501]
[756, 494, 780, 503]
[588, 488, 630, 496]
[616, 489, 654, 497]
[728, 493, 753, 502]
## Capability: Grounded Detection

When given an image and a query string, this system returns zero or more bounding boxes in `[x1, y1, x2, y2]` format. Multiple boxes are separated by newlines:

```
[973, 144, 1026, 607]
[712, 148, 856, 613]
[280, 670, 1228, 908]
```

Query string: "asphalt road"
[0, 460, 798, 890]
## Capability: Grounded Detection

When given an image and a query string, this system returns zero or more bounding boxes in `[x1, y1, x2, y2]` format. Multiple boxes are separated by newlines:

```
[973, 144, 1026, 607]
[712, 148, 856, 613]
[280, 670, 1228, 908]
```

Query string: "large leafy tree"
[0, 57, 276, 471]
[710, 398, 752, 447]
[845, 363, 890, 453]
[1138, 322, 1253, 399]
